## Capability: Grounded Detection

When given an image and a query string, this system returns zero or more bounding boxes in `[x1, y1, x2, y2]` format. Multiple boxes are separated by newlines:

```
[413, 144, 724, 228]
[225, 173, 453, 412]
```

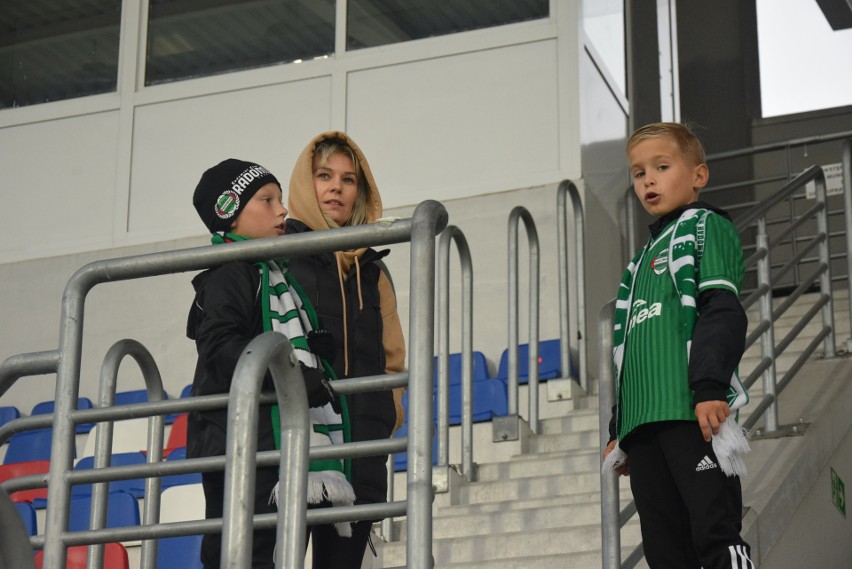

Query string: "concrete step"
[457, 471, 605, 506]
[475, 449, 601, 481]
[381, 522, 643, 566]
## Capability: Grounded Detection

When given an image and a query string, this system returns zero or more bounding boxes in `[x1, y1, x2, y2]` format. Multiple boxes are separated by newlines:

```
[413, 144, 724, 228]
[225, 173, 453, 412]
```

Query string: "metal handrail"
[843, 139, 852, 351]
[0, 200, 447, 569]
[436, 226, 476, 480]
[505, 206, 541, 434]
[221, 333, 309, 568]
[557, 180, 588, 394]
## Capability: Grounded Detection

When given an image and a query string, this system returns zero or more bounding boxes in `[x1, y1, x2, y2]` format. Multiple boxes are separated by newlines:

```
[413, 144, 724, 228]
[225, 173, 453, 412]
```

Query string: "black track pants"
[624, 421, 754, 569]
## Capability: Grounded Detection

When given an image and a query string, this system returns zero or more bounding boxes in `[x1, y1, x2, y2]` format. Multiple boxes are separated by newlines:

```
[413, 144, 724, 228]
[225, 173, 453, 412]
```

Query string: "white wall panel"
[129, 77, 334, 237]
[346, 40, 563, 207]
[0, 112, 120, 261]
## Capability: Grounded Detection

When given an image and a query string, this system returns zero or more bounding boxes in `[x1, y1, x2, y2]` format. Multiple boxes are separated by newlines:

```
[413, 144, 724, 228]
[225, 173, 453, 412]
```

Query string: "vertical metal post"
[814, 170, 836, 358]
[407, 201, 447, 569]
[756, 218, 779, 433]
[507, 216, 520, 419]
[43, 270, 94, 569]
[220, 333, 310, 569]
[438, 226, 476, 479]
[508, 208, 541, 434]
[437, 234, 451, 467]
[557, 180, 588, 393]
[841, 139, 852, 352]
[598, 301, 621, 569]
[446, 229, 476, 480]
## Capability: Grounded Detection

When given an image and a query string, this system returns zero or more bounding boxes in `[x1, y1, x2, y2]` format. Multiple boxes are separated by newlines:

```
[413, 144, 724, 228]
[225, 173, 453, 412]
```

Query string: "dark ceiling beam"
[815, 0, 852, 30]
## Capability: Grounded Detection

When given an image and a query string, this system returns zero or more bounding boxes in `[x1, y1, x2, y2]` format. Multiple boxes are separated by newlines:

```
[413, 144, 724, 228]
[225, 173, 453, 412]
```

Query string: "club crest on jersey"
[651, 252, 668, 275]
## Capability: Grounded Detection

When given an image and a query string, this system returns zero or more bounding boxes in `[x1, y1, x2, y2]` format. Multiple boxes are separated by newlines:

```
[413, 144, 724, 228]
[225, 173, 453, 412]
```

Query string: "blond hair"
[313, 138, 371, 227]
[626, 122, 706, 166]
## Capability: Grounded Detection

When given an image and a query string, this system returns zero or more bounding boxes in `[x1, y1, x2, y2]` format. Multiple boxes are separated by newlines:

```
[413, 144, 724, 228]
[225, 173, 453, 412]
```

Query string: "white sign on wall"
[805, 163, 845, 199]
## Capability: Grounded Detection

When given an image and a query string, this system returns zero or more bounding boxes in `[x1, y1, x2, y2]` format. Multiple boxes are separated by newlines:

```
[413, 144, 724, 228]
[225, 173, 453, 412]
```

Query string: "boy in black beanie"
[187, 159, 353, 569]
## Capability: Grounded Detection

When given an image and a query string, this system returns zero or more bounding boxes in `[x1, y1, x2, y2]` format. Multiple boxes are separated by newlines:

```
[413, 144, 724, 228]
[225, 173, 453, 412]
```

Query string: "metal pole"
[220, 332, 310, 569]
[813, 170, 836, 358]
[557, 180, 588, 393]
[507, 213, 520, 418]
[437, 230, 451, 468]
[0, 350, 59, 399]
[598, 300, 621, 569]
[437, 226, 475, 479]
[407, 201, 448, 569]
[42, 270, 95, 568]
[508, 207, 540, 433]
[756, 217, 779, 433]
[841, 139, 852, 352]
[94, 340, 166, 569]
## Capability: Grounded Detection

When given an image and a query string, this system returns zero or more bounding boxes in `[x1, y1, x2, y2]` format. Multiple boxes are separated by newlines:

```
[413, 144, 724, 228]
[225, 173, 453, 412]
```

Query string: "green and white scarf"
[606, 209, 750, 477]
[213, 233, 355, 535]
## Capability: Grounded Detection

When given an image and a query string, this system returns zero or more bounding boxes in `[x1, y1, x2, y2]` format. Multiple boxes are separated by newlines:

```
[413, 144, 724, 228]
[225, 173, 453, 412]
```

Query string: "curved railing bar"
[507, 206, 541, 433]
[436, 226, 475, 480]
[557, 180, 588, 394]
[0, 350, 59, 398]
[89, 339, 166, 569]
[219, 332, 309, 569]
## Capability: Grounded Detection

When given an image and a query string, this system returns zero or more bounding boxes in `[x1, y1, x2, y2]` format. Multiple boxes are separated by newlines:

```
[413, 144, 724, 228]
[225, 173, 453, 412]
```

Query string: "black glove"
[299, 363, 341, 413]
[307, 329, 336, 364]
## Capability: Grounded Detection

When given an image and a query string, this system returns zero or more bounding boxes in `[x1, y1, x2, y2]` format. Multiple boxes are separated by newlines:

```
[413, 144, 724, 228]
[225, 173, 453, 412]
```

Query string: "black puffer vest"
[285, 219, 396, 505]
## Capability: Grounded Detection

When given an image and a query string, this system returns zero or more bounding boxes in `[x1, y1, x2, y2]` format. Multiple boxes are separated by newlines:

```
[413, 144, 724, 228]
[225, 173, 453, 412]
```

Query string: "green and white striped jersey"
[617, 212, 744, 440]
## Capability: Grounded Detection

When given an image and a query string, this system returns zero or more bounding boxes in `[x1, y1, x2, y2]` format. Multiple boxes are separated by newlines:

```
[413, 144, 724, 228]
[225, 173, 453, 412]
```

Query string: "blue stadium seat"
[115, 389, 175, 424]
[179, 384, 193, 398]
[393, 392, 438, 472]
[31, 397, 95, 433]
[3, 429, 58, 465]
[0, 406, 21, 430]
[71, 451, 148, 499]
[68, 490, 140, 531]
[433, 351, 491, 385]
[495, 338, 577, 383]
[157, 534, 204, 569]
[14, 500, 36, 536]
[161, 447, 202, 489]
[392, 421, 438, 472]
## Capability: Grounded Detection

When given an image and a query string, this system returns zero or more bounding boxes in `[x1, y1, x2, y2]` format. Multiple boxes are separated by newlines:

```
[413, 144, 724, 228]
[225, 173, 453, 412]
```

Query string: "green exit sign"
[831, 467, 846, 518]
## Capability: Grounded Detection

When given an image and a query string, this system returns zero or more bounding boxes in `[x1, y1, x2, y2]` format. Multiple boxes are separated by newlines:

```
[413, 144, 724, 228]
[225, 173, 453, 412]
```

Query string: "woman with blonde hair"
[285, 131, 405, 568]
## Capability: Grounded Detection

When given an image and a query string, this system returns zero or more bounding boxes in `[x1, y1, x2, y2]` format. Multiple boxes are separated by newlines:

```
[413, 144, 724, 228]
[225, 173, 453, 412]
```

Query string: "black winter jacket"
[185, 261, 277, 459]
[285, 219, 397, 505]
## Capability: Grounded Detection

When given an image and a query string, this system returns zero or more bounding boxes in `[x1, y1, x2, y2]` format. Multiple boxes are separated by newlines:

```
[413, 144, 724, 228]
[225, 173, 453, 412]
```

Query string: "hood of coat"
[288, 131, 383, 233]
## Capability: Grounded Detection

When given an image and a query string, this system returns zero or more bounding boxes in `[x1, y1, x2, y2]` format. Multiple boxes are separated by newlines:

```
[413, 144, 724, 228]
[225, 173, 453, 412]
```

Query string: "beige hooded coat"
[288, 131, 405, 431]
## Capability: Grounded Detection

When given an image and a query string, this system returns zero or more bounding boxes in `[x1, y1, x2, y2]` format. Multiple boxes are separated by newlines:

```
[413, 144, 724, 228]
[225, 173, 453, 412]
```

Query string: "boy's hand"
[299, 363, 341, 413]
[602, 439, 629, 476]
[695, 400, 731, 442]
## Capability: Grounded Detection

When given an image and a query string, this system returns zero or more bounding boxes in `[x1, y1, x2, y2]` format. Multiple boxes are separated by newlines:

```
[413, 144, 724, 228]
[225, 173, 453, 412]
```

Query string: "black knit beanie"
[193, 158, 280, 233]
